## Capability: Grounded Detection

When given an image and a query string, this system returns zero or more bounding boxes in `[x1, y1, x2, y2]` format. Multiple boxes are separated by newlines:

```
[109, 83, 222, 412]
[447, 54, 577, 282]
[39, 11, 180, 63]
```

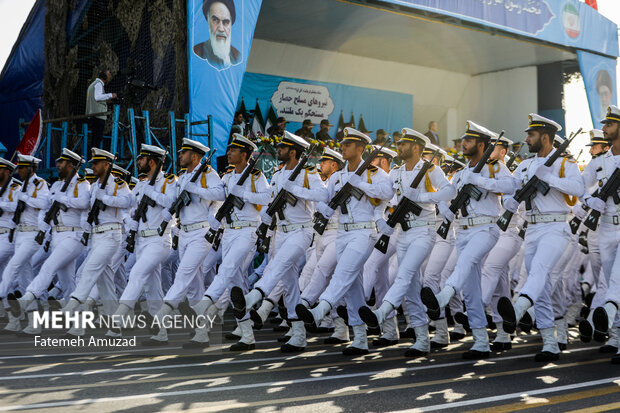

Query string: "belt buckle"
[467, 217, 474, 226]
[531, 215, 537, 224]
[281, 224, 288, 233]
[614, 216, 619, 225]
[343, 223, 350, 231]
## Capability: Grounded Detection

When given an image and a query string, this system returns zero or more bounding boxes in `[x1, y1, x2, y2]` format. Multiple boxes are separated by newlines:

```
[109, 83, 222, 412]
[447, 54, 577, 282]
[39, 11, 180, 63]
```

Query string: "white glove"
[376, 218, 394, 236]
[54, 192, 70, 205]
[585, 196, 606, 213]
[573, 204, 588, 221]
[260, 209, 272, 226]
[401, 187, 422, 202]
[127, 219, 139, 232]
[96, 188, 107, 201]
[347, 174, 362, 187]
[80, 215, 92, 232]
[230, 184, 245, 198]
[160, 208, 172, 223]
[143, 185, 158, 199]
[38, 215, 51, 233]
[207, 215, 220, 230]
[534, 164, 554, 182]
[316, 201, 335, 218]
[15, 191, 27, 202]
[502, 197, 520, 213]
[283, 180, 296, 193]
[184, 181, 201, 196]
[437, 201, 454, 222]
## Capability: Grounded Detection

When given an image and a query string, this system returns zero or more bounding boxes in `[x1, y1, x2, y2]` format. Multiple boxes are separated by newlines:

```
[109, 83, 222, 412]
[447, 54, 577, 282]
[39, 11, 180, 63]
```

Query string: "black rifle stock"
[35, 160, 82, 245]
[375, 152, 438, 253]
[582, 167, 620, 231]
[125, 153, 166, 252]
[81, 155, 116, 245]
[255, 144, 317, 243]
[205, 151, 264, 243]
[313, 140, 391, 235]
[437, 132, 503, 239]
[497, 130, 579, 232]
[157, 149, 216, 236]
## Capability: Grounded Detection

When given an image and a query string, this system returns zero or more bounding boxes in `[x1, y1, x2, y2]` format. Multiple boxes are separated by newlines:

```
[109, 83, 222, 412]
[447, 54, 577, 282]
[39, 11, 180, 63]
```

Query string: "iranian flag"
[250, 100, 265, 138]
[585, 0, 597, 10]
[16, 109, 43, 156]
[563, 3, 581, 39]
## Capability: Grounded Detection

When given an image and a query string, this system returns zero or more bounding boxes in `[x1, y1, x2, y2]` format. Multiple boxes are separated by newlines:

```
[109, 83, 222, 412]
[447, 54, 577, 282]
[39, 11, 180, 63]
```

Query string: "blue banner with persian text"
[577, 50, 618, 127]
[238, 72, 414, 141]
[188, 0, 263, 167]
[381, 0, 618, 57]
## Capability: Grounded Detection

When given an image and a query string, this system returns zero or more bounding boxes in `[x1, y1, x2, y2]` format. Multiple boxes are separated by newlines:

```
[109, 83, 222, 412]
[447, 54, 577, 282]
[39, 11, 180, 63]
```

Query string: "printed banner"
[577, 50, 618, 126]
[188, 0, 263, 168]
[380, 0, 618, 57]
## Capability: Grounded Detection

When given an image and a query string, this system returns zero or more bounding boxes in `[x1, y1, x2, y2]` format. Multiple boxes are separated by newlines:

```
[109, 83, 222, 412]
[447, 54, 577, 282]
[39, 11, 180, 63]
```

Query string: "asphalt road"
[0, 313, 618, 413]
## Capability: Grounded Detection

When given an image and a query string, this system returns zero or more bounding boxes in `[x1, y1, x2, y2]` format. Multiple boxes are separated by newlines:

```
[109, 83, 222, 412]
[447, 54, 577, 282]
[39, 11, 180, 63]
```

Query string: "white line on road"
[0, 347, 600, 410]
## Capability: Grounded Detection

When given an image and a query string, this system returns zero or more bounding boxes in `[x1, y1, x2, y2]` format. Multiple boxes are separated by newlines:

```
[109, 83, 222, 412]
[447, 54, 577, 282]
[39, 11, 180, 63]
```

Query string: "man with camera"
[85, 69, 117, 150]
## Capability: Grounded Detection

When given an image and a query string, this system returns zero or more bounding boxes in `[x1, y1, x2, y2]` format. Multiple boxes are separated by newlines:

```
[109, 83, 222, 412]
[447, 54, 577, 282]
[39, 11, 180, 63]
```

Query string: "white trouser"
[0, 233, 14, 274]
[164, 227, 211, 307]
[422, 235, 455, 319]
[70, 230, 122, 315]
[363, 231, 397, 303]
[298, 243, 317, 291]
[520, 222, 571, 330]
[0, 231, 40, 298]
[161, 248, 179, 294]
[118, 234, 171, 314]
[202, 247, 222, 288]
[481, 228, 522, 323]
[205, 227, 256, 302]
[254, 227, 313, 320]
[320, 228, 377, 326]
[600, 221, 620, 327]
[301, 229, 338, 305]
[550, 238, 578, 318]
[586, 228, 602, 290]
[384, 226, 436, 328]
[445, 224, 499, 329]
[26, 232, 84, 300]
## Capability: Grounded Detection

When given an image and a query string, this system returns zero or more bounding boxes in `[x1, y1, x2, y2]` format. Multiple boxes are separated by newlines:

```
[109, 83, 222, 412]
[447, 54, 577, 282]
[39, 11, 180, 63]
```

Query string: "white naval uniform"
[318, 164, 393, 326]
[69, 175, 131, 314]
[253, 165, 326, 319]
[443, 160, 514, 330]
[164, 163, 225, 307]
[203, 166, 270, 305]
[512, 151, 584, 330]
[25, 175, 90, 300]
[118, 172, 177, 314]
[300, 212, 340, 305]
[582, 150, 620, 327]
[0, 179, 20, 273]
[383, 161, 454, 327]
[0, 174, 49, 299]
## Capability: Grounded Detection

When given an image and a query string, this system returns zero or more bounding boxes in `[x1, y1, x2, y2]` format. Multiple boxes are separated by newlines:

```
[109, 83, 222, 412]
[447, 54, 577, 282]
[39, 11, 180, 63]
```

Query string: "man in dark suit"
[295, 119, 315, 140]
[193, 0, 241, 70]
[424, 121, 440, 146]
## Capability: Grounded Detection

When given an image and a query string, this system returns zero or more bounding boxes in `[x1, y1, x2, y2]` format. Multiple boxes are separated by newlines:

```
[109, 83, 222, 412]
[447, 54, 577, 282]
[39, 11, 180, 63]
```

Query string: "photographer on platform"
[86, 69, 117, 150]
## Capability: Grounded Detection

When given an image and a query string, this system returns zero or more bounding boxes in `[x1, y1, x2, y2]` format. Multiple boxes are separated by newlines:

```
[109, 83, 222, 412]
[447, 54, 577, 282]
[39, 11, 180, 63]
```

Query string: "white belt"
[403, 220, 434, 230]
[137, 228, 170, 237]
[457, 216, 495, 229]
[0, 228, 11, 234]
[277, 221, 312, 233]
[225, 220, 258, 229]
[526, 214, 567, 224]
[92, 223, 123, 233]
[338, 222, 376, 232]
[324, 222, 339, 231]
[52, 226, 81, 233]
[180, 221, 210, 232]
[16, 225, 37, 232]
[601, 215, 620, 225]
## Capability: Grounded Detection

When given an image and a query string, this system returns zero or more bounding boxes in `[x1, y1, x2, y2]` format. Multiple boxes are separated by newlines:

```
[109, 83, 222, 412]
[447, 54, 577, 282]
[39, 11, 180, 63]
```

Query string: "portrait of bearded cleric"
[193, 0, 241, 70]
